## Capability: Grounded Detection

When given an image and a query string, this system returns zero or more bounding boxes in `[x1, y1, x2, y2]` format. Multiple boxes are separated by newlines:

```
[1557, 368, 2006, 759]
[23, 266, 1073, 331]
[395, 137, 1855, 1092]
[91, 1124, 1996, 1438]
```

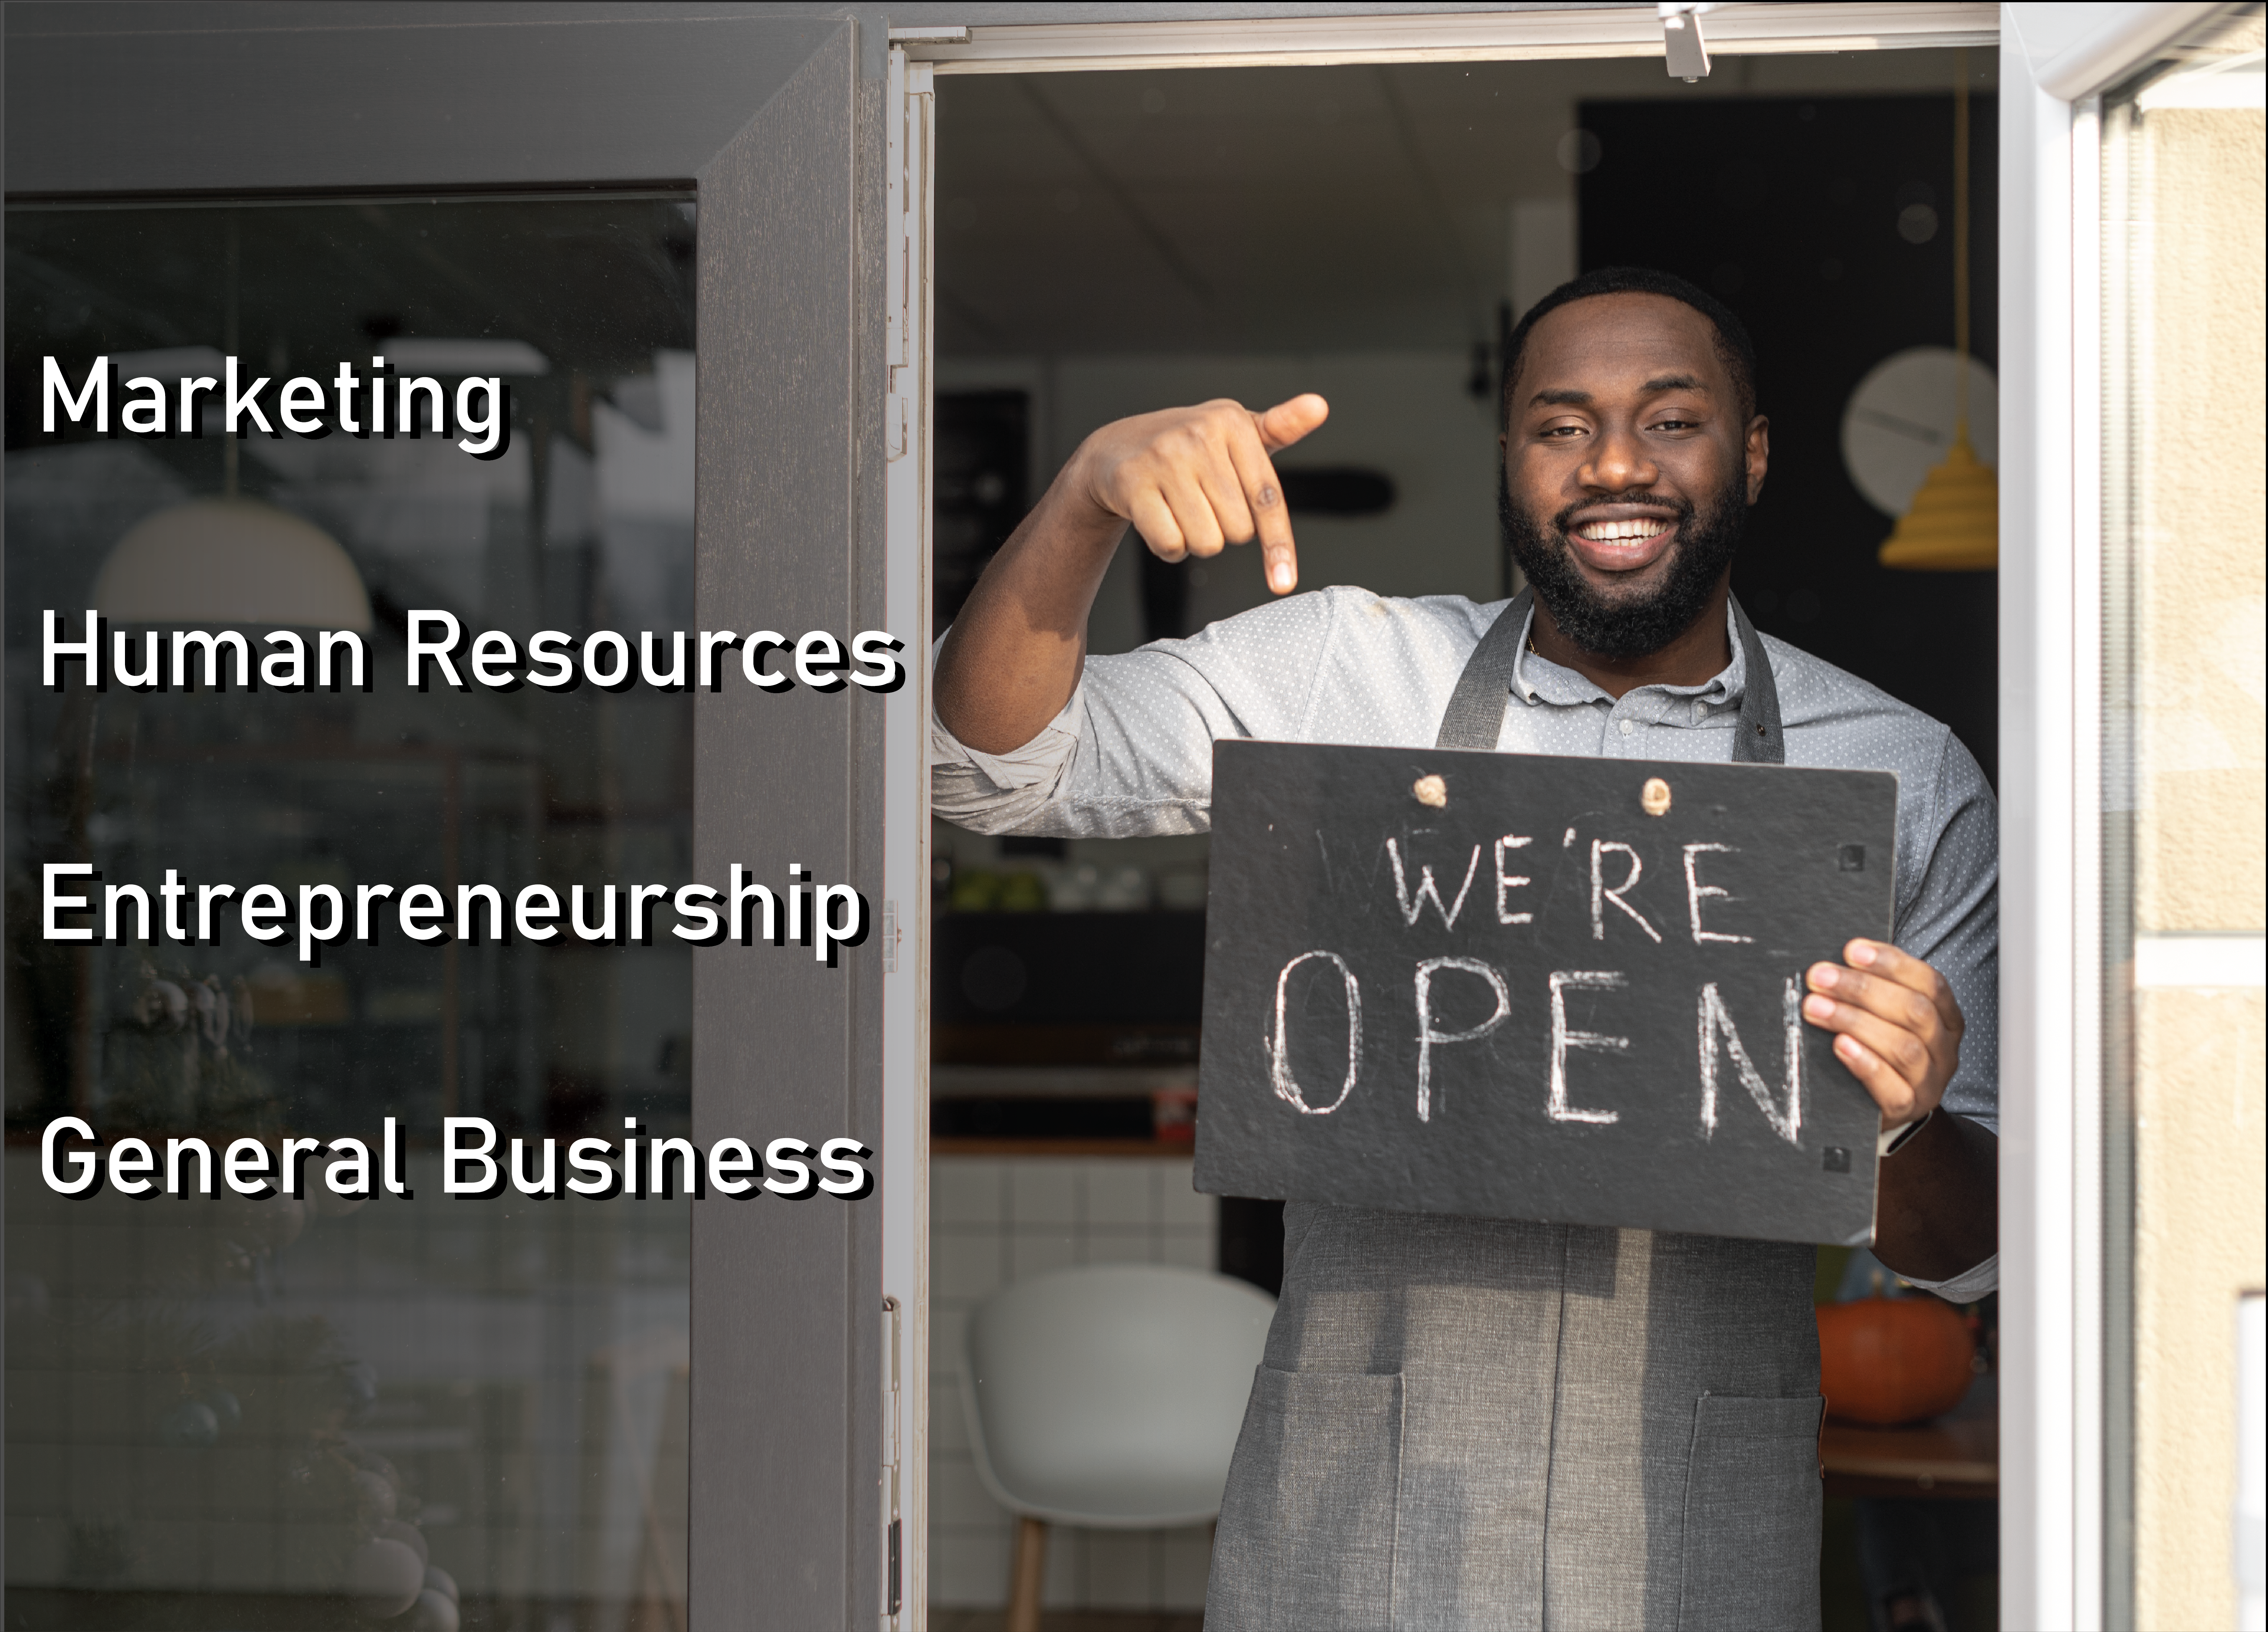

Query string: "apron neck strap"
[1728, 594, 1783, 765]
[1433, 589, 1784, 766]
[1433, 588, 1533, 750]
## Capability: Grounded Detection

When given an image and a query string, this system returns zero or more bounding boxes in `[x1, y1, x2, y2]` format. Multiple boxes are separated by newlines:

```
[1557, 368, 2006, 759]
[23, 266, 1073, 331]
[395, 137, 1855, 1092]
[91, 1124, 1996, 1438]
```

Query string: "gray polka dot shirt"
[932, 587, 2000, 1293]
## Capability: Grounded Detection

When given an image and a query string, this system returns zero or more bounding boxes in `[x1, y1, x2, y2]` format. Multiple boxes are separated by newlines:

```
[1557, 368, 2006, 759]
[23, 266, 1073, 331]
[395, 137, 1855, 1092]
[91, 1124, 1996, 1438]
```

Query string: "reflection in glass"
[2099, 8, 2266, 1627]
[7, 197, 696, 1628]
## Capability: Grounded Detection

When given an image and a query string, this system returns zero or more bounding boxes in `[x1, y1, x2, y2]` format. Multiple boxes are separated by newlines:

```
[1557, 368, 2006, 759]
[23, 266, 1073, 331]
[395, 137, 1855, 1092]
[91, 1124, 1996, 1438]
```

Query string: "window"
[2097, 8, 2268, 1626]
[6, 196, 697, 1627]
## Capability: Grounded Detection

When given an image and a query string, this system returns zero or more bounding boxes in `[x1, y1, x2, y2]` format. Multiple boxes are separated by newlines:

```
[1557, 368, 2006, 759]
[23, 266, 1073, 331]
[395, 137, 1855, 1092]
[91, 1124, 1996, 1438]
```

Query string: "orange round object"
[1817, 1296, 1976, 1425]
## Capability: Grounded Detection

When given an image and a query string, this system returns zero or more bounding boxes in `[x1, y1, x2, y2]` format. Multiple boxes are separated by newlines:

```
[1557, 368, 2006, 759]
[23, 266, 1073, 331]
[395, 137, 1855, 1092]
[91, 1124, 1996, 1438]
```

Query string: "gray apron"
[1206, 592, 1825, 1632]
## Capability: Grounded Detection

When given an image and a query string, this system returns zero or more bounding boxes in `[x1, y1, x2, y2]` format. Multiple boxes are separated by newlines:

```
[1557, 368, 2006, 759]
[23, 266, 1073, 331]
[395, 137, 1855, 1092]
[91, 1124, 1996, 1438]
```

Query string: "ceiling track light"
[1659, 2, 1718, 83]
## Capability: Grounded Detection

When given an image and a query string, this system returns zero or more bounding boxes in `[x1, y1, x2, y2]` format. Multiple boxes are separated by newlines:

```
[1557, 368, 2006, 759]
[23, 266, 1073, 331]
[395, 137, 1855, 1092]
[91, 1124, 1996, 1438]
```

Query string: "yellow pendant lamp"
[1881, 58, 1997, 572]
[1878, 426, 1998, 570]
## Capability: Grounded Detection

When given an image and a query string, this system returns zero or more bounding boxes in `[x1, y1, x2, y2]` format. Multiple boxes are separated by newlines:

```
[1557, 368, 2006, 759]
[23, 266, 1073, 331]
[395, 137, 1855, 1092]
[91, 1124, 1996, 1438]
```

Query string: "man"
[933, 267, 1998, 1631]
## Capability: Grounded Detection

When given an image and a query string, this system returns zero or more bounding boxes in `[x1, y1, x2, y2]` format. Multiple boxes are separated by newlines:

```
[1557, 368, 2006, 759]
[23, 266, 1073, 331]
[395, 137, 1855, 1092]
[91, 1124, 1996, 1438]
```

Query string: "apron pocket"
[1207, 1365, 1404, 1632]
[1674, 1392, 1824, 1632]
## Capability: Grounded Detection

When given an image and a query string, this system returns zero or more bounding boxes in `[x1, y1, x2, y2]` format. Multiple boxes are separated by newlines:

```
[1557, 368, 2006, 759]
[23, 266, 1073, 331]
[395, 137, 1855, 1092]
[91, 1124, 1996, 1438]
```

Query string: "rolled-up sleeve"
[927, 679, 1091, 833]
[1890, 728, 1999, 1139]
[929, 588, 1344, 838]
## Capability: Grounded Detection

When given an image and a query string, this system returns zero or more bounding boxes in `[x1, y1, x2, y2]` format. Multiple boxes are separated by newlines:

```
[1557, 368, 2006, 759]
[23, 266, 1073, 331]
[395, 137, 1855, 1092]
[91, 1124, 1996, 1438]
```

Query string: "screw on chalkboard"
[1838, 845, 1866, 871]
[1640, 777, 1671, 816]
[1412, 774, 1448, 808]
[1822, 1147, 1853, 1172]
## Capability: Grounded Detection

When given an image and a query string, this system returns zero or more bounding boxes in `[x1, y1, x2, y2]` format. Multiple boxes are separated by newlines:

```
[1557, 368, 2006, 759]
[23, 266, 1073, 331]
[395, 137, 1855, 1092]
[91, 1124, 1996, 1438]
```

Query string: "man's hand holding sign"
[1805, 938, 1994, 1279]
[934, 267, 2000, 1627]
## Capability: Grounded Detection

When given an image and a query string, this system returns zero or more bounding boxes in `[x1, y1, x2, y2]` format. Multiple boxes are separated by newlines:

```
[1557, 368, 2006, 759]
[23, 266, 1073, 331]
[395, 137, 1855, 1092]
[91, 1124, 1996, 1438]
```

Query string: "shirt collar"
[1509, 598, 1747, 708]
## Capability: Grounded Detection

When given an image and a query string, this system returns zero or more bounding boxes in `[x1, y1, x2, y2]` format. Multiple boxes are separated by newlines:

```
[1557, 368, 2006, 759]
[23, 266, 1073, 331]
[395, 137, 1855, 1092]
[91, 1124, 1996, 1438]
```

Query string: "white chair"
[960, 1262, 1276, 1632]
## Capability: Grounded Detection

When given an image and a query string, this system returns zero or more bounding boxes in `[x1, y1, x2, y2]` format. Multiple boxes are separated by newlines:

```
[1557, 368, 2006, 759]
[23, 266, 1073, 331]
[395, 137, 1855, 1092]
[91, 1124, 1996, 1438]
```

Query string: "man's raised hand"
[934, 392, 1328, 757]
[1073, 394, 1329, 596]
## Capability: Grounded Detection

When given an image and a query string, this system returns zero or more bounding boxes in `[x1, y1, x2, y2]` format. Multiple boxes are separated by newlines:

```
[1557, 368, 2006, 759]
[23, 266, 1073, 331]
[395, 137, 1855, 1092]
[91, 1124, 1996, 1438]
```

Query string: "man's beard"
[1498, 469, 1747, 662]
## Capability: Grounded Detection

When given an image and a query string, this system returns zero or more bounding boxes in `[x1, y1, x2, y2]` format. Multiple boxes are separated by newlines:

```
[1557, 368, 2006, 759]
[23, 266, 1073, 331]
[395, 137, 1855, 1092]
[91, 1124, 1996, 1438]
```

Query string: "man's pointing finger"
[1242, 395, 1327, 593]
[1224, 417, 1299, 594]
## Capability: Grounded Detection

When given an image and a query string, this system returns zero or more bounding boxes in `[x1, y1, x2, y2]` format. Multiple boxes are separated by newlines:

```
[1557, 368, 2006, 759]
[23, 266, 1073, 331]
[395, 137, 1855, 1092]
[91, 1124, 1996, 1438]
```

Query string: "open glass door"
[7, 192, 703, 1631]
[7, 11, 885, 1629]
[2095, 9, 2266, 1627]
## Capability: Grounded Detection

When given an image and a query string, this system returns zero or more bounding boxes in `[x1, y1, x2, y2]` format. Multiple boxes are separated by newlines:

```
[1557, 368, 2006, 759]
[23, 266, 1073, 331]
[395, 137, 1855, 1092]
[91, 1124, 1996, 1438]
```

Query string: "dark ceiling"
[935, 47, 1996, 354]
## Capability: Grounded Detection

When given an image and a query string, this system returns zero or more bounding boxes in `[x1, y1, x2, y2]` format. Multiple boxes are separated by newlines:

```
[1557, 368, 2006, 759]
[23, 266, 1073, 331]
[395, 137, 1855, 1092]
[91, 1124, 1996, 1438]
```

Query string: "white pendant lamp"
[91, 215, 372, 632]
[92, 496, 372, 631]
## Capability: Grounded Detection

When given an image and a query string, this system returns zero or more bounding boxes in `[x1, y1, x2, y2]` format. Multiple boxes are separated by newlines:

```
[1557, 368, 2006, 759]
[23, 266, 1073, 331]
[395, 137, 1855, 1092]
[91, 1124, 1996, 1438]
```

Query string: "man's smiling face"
[1499, 291, 1769, 661]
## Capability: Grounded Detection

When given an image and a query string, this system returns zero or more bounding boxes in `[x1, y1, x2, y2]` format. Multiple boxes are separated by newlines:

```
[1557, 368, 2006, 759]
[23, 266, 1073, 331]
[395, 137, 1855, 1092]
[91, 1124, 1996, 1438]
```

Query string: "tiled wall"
[930, 1156, 1220, 1612]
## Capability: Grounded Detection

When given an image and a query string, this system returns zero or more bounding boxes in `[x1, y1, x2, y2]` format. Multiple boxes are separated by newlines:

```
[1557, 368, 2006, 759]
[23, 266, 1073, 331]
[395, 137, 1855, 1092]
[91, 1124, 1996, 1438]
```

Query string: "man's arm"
[1875, 1106, 1997, 1283]
[934, 395, 1327, 755]
[1804, 938, 1997, 1282]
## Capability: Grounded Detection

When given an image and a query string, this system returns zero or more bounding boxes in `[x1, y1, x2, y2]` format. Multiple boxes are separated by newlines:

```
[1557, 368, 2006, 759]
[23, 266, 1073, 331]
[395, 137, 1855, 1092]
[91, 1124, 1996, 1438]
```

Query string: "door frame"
[880, 41, 938, 1630]
[884, 4, 2217, 1627]
[1993, 6, 2227, 1627]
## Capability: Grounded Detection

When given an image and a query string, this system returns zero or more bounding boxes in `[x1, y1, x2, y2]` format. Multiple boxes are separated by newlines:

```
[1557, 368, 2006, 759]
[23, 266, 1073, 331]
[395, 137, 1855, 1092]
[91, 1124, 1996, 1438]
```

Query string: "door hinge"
[882, 1293, 904, 1620]
[885, 49, 911, 372]
[885, 49, 929, 465]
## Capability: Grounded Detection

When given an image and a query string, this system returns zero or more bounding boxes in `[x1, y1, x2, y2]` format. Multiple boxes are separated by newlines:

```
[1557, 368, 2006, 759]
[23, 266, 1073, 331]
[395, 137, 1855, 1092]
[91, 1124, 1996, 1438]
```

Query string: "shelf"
[1820, 1411, 1997, 1500]
[932, 1137, 1198, 1159]
[933, 1026, 1200, 1067]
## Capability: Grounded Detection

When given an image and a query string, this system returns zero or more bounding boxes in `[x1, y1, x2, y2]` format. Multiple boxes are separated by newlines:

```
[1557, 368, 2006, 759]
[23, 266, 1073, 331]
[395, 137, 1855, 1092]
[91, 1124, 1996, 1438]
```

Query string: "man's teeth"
[1576, 519, 1671, 542]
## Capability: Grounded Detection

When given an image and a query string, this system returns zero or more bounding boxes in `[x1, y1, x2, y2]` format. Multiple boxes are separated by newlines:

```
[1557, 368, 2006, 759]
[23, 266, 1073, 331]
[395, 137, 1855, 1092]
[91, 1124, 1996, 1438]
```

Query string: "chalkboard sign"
[1193, 741, 1899, 1246]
